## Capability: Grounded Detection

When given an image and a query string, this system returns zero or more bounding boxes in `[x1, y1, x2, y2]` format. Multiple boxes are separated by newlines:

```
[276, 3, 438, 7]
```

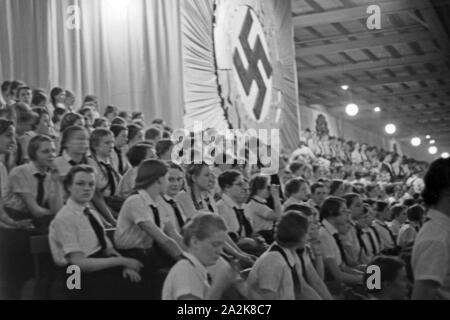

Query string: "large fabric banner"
[181, 0, 299, 150]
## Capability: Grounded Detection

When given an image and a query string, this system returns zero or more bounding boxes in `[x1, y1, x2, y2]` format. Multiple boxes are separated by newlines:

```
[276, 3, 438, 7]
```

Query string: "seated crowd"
[0, 80, 449, 300]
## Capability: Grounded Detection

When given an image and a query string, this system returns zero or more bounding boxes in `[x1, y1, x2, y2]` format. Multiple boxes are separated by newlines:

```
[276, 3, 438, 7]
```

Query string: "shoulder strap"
[355, 228, 368, 255]
[270, 244, 292, 269]
[297, 248, 308, 283]
[369, 226, 381, 248]
[270, 244, 301, 295]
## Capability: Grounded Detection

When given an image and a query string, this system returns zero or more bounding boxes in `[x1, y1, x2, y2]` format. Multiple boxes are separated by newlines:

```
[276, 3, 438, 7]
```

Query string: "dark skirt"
[0, 227, 34, 299]
[118, 246, 177, 299]
[59, 266, 148, 300]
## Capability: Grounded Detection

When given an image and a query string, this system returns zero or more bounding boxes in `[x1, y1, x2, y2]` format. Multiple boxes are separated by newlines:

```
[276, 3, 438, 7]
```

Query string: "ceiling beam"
[332, 109, 450, 123]
[417, 0, 450, 56]
[401, 124, 450, 133]
[300, 85, 450, 104]
[296, 25, 425, 46]
[305, 88, 450, 107]
[293, 0, 428, 28]
[418, 137, 450, 144]
[299, 71, 450, 94]
[401, 118, 450, 126]
[324, 97, 445, 116]
[397, 130, 450, 140]
[350, 106, 450, 118]
[298, 53, 443, 78]
[368, 115, 450, 126]
[402, 125, 450, 132]
[396, 131, 450, 141]
[296, 31, 431, 58]
[355, 108, 450, 121]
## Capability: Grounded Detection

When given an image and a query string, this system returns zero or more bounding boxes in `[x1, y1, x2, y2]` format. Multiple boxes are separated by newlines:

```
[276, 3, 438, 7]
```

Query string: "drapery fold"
[180, 0, 229, 132]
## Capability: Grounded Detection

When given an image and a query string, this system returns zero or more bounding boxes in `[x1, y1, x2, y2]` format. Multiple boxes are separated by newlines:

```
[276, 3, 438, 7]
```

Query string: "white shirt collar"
[286, 197, 303, 206]
[88, 153, 110, 165]
[374, 218, 387, 226]
[66, 198, 91, 215]
[96, 155, 111, 165]
[28, 161, 46, 175]
[322, 219, 338, 236]
[63, 150, 74, 162]
[183, 252, 209, 280]
[427, 208, 450, 229]
[390, 219, 401, 227]
[163, 194, 175, 201]
[222, 193, 241, 209]
[138, 189, 157, 207]
[271, 244, 296, 267]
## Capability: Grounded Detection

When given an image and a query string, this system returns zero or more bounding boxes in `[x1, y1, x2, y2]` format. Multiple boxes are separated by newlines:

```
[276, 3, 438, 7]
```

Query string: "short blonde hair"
[181, 214, 227, 247]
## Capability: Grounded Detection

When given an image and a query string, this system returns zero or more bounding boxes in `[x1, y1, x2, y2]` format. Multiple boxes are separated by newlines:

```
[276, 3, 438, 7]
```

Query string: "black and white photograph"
[0, 0, 450, 305]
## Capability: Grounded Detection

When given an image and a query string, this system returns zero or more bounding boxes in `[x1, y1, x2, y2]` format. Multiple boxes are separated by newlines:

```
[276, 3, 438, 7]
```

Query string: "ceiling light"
[385, 124, 396, 135]
[411, 137, 421, 147]
[442, 152, 449, 159]
[374, 107, 381, 112]
[341, 85, 349, 91]
[429, 146, 438, 155]
[345, 103, 359, 116]
[430, 140, 436, 145]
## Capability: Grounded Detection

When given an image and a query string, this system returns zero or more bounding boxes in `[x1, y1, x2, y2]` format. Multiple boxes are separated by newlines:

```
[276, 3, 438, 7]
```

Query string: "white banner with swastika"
[181, 0, 300, 152]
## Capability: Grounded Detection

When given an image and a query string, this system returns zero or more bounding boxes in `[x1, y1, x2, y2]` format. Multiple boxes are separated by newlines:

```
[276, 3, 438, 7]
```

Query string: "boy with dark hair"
[145, 126, 162, 145]
[16, 86, 32, 105]
[9, 80, 26, 103]
[31, 90, 48, 108]
[155, 139, 174, 161]
[308, 182, 327, 214]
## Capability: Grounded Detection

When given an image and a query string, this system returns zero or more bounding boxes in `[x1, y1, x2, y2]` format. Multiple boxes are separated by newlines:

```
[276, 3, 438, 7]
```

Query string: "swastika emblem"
[233, 8, 273, 122]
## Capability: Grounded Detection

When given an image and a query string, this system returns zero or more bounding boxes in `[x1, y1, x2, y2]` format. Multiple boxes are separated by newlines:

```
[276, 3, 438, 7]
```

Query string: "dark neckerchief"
[376, 220, 397, 246]
[114, 147, 124, 174]
[162, 195, 185, 229]
[149, 204, 161, 228]
[34, 171, 47, 207]
[270, 244, 301, 299]
[321, 222, 349, 265]
[181, 254, 212, 285]
[232, 207, 253, 237]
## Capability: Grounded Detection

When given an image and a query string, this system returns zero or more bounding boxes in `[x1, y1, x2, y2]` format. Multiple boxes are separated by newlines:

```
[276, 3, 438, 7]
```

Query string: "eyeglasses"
[233, 182, 247, 188]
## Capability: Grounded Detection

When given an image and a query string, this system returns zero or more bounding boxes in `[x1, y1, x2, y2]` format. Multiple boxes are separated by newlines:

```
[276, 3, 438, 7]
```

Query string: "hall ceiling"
[293, 0, 450, 149]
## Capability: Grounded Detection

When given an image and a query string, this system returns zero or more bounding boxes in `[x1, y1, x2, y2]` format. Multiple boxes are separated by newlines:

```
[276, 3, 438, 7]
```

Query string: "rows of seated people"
[0, 79, 449, 300]
[292, 128, 427, 185]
